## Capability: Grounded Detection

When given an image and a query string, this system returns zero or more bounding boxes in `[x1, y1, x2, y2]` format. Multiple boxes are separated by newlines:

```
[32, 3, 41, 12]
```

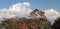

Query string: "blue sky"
[0, 0, 60, 12]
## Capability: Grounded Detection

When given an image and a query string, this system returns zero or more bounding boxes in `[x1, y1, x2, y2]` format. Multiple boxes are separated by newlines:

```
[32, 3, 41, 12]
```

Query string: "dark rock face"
[30, 9, 45, 18]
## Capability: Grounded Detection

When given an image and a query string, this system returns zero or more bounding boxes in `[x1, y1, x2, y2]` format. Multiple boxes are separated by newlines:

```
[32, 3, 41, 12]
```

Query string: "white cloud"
[44, 9, 60, 25]
[0, 2, 32, 21]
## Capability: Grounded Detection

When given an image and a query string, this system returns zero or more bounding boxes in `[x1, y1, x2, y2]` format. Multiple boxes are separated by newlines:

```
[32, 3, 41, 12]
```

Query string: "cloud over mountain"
[44, 9, 60, 25]
[0, 2, 60, 25]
